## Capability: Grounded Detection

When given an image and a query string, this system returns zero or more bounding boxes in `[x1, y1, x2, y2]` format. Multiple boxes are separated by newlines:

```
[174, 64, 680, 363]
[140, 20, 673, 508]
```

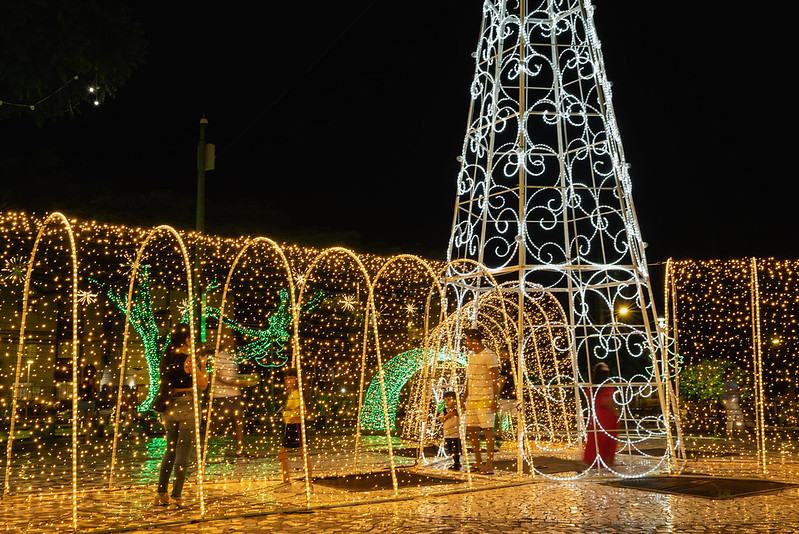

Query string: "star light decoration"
[120, 253, 148, 275]
[340, 294, 358, 312]
[2, 255, 27, 283]
[77, 290, 98, 305]
[177, 298, 191, 318]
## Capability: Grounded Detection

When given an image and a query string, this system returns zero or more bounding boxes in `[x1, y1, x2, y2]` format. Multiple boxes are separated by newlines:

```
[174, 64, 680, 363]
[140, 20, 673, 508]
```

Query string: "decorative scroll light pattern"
[447, 0, 677, 476]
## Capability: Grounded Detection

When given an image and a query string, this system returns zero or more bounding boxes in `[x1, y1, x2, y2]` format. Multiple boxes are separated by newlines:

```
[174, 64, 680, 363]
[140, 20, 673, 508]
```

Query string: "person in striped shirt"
[461, 328, 499, 475]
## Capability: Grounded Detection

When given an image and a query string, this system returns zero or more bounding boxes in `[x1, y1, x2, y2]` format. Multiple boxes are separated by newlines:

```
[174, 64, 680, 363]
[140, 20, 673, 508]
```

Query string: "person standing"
[210, 335, 246, 456]
[583, 362, 620, 467]
[154, 324, 208, 508]
[278, 368, 312, 485]
[439, 391, 462, 471]
[77, 364, 99, 438]
[723, 373, 744, 436]
[461, 328, 499, 475]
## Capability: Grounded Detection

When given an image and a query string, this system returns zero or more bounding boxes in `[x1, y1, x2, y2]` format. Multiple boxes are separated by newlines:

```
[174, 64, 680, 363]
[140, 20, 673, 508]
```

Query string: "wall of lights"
[445, 0, 677, 477]
[0, 212, 452, 529]
[666, 258, 799, 477]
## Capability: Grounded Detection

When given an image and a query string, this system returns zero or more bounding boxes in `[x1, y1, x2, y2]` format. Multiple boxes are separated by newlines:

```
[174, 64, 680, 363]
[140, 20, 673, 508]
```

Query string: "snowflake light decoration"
[177, 298, 190, 318]
[340, 294, 357, 312]
[77, 290, 99, 305]
[2, 256, 28, 284]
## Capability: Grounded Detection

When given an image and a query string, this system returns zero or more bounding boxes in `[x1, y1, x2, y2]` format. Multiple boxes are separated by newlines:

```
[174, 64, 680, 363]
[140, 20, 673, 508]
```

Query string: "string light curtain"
[666, 258, 799, 478]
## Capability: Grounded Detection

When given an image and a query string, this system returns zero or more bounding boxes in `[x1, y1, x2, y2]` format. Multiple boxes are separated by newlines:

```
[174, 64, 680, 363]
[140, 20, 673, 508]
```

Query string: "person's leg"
[598, 432, 617, 466]
[723, 399, 733, 435]
[444, 437, 455, 464]
[170, 420, 196, 500]
[279, 446, 290, 482]
[86, 405, 95, 437]
[446, 438, 461, 469]
[234, 412, 244, 454]
[302, 446, 313, 482]
[468, 426, 482, 468]
[483, 427, 495, 472]
[157, 420, 178, 496]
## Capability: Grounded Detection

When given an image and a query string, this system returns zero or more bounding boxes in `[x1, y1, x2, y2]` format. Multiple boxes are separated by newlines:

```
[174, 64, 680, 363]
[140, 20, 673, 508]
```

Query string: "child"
[278, 368, 312, 484]
[439, 390, 462, 471]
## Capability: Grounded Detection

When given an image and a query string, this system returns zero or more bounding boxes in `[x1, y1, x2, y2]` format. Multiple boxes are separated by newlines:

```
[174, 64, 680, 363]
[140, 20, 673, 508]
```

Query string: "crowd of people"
[65, 322, 313, 509]
[72, 323, 630, 508]
[71, 322, 768, 509]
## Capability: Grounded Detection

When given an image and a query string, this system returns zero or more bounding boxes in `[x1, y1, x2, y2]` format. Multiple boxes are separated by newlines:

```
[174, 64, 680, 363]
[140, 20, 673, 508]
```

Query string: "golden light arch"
[108, 225, 202, 512]
[203, 235, 298, 469]
[3, 212, 80, 530]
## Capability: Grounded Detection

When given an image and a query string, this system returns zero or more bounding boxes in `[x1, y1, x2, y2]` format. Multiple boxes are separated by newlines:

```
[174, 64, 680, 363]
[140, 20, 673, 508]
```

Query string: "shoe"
[171, 497, 188, 509]
[472, 464, 494, 475]
[448, 466, 461, 471]
[153, 493, 169, 506]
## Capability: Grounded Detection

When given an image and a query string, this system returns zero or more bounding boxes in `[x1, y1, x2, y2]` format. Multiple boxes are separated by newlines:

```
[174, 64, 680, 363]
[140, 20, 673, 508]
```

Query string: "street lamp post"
[195, 116, 214, 343]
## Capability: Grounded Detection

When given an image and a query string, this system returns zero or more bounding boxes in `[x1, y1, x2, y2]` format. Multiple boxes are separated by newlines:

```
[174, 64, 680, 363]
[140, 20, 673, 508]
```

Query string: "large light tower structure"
[447, 0, 679, 475]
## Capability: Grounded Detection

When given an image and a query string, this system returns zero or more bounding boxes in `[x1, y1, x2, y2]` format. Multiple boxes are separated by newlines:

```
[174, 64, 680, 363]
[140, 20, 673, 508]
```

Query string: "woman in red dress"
[583, 362, 619, 467]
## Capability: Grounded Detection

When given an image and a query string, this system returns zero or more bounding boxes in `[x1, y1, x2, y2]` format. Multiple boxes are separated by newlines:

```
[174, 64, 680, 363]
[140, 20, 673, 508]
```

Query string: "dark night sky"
[1, 2, 794, 263]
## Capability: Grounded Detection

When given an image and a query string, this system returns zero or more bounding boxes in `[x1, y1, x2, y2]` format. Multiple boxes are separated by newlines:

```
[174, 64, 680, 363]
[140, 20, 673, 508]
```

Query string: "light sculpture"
[0, 212, 456, 530]
[445, 0, 679, 477]
[360, 347, 467, 432]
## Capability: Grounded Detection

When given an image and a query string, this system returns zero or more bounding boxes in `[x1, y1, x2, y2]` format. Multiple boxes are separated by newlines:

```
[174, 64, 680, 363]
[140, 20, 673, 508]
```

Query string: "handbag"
[151, 361, 169, 413]
[151, 381, 169, 413]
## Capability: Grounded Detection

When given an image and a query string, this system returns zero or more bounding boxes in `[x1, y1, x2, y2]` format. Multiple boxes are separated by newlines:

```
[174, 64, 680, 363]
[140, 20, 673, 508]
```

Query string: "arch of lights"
[446, 0, 680, 477]
[3, 212, 80, 531]
[3, 212, 557, 531]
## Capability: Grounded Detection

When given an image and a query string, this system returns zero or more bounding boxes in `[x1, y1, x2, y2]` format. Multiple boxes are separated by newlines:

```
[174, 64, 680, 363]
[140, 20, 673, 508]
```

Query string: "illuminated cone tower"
[446, 0, 680, 475]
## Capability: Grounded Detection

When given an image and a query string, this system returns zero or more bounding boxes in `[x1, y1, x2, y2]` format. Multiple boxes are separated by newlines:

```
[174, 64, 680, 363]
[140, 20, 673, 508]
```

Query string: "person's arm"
[597, 387, 620, 418]
[489, 366, 499, 412]
[185, 353, 209, 391]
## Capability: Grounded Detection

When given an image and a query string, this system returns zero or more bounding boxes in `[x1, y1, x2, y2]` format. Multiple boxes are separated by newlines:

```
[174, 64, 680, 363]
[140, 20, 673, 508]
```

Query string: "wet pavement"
[2, 434, 799, 533]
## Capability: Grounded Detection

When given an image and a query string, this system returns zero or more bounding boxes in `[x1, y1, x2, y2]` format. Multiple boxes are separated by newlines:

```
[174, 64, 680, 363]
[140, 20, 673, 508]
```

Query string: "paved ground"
[124, 474, 799, 534]
[3, 435, 799, 533]
[4, 459, 799, 533]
